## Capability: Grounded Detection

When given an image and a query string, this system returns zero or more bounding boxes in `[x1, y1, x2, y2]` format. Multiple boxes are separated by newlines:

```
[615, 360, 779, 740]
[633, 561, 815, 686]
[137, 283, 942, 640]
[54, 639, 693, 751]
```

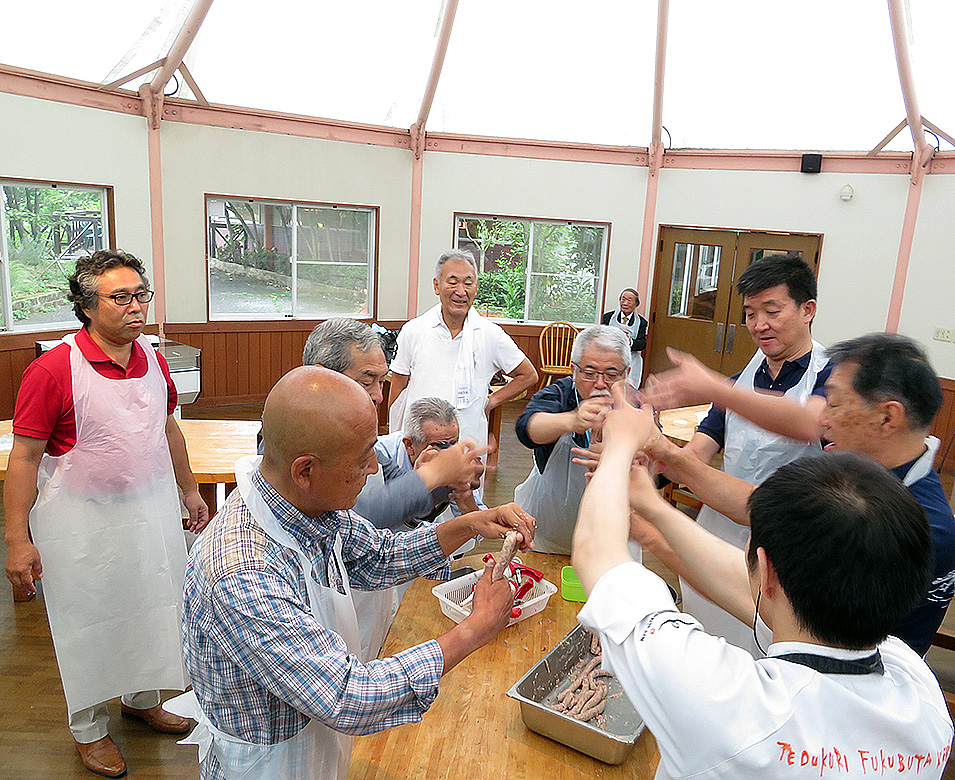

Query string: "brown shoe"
[76, 736, 127, 778]
[120, 703, 192, 734]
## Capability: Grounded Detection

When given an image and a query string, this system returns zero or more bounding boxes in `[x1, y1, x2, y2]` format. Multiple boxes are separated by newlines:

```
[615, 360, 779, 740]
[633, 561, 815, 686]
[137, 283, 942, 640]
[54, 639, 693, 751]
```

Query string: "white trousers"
[70, 690, 160, 743]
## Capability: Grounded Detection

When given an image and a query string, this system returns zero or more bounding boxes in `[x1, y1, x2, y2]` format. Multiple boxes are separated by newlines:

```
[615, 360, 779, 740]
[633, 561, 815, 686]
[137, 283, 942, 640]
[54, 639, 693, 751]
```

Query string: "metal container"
[153, 338, 202, 405]
[506, 624, 644, 764]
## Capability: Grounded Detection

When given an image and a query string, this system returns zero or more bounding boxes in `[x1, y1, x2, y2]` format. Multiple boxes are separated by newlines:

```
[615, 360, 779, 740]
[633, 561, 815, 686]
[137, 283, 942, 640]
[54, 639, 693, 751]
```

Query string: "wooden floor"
[1, 399, 952, 778]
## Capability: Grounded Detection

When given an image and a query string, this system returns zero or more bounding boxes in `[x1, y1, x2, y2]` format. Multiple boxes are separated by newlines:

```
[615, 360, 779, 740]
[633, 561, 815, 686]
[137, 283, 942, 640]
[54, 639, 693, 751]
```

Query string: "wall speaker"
[800, 154, 822, 174]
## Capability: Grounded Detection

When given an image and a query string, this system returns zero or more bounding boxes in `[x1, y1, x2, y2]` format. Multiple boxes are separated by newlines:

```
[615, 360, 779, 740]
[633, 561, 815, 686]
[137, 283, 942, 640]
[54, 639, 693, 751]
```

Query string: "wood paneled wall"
[3, 323, 955, 471]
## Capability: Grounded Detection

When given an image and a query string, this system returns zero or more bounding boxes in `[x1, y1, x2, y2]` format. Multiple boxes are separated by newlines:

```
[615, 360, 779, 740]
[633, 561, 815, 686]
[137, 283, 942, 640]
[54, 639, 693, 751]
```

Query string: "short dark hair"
[827, 333, 942, 431]
[67, 250, 149, 326]
[736, 253, 816, 306]
[746, 452, 931, 650]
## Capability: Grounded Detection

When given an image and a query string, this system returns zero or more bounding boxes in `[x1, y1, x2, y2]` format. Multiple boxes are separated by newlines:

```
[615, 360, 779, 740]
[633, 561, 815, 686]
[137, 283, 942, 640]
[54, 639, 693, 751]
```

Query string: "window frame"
[205, 193, 379, 322]
[0, 177, 114, 333]
[453, 211, 611, 327]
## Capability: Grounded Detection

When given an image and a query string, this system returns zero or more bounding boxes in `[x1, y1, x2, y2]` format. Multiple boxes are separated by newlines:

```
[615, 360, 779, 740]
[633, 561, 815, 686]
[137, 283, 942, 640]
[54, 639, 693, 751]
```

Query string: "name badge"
[455, 384, 471, 408]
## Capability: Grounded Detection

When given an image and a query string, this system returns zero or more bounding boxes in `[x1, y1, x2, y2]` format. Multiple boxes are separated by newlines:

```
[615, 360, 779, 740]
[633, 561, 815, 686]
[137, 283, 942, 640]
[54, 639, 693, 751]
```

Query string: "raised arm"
[386, 373, 410, 412]
[572, 383, 656, 593]
[643, 432, 755, 525]
[627, 463, 757, 627]
[644, 348, 824, 443]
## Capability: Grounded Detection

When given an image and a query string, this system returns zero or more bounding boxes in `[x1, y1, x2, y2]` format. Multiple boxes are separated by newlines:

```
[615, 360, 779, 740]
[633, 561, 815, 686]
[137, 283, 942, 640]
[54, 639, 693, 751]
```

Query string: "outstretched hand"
[600, 382, 658, 455]
[641, 347, 725, 410]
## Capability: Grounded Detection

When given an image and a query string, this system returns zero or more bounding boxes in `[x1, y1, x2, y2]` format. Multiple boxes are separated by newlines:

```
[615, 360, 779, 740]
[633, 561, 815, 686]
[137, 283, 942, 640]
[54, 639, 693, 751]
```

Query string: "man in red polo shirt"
[4, 250, 209, 777]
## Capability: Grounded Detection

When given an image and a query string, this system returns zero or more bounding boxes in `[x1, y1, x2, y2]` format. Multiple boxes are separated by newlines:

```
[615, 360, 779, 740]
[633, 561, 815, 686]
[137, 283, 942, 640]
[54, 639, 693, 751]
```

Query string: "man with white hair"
[514, 325, 637, 554]
[388, 249, 538, 451]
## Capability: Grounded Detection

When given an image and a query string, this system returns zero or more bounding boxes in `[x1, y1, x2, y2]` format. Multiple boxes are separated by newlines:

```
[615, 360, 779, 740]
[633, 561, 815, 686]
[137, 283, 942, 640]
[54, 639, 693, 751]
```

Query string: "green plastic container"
[561, 566, 587, 602]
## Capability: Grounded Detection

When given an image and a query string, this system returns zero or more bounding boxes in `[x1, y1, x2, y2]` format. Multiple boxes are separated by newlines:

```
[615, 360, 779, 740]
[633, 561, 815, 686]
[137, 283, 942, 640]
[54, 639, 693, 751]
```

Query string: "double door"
[647, 227, 821, 378]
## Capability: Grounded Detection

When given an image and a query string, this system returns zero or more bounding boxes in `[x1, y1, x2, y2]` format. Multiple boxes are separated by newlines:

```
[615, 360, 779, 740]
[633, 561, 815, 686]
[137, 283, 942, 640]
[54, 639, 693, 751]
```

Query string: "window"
[455, 214, 608, 324]
[0, 180, 110, 331]
[207, 196, 376, 320]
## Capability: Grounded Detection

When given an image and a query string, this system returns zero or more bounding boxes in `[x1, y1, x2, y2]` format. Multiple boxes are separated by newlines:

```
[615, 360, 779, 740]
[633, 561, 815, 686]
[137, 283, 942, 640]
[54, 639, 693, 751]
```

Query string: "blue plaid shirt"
[182, 469, 451, 779]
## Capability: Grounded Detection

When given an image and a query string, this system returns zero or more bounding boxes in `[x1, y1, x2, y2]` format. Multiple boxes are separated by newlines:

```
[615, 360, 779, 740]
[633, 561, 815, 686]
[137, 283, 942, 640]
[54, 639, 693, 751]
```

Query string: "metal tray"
[506, 624, 644, 764]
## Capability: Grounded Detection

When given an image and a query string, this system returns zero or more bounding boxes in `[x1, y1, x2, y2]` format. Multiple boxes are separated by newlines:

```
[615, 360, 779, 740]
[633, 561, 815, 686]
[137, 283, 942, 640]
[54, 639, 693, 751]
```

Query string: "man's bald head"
[261, 366, 379, 514]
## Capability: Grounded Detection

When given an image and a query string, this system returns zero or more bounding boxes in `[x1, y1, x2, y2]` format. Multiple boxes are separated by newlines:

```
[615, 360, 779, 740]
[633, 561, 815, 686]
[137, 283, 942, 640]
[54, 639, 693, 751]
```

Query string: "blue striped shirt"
[182, 469, 450, 779]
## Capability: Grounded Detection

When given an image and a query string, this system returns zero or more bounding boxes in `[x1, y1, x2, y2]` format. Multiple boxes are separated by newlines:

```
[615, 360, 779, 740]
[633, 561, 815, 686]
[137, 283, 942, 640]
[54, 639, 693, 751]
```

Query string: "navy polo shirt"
[695, 350, 832, 451]
[890, 454, 955, 656]
[515, 377, 589, 474]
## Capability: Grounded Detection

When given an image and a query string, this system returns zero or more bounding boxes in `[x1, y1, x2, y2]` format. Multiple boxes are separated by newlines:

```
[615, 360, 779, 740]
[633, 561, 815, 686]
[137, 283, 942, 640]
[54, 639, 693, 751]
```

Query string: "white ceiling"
[3, 0, 952, 152]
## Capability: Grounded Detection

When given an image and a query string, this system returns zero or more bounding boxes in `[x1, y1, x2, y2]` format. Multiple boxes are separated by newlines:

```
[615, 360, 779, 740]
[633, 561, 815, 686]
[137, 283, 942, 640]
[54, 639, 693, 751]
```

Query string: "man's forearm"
[642, 499, 755, 626]
[710, 383, 825, 443]
[572, 446, 637, 594]
[165, 417, 200, 494]
[3, 450, 40, 544]
[524, 411, 576, 445]
[387, 373, 410, 411]
[487, 363, 538, 411]
[661, 444, 753, 525]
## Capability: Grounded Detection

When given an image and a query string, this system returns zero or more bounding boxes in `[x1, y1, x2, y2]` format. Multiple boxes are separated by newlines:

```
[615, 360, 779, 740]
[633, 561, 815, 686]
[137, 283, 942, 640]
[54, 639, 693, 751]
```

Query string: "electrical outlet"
[934, 327, 955, 342]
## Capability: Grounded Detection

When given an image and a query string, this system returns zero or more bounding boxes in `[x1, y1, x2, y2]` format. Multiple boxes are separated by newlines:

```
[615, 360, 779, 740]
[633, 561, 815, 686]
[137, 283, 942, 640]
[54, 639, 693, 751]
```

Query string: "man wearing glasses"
[515, 325, 636, 554]
[4, 250, 208, 778]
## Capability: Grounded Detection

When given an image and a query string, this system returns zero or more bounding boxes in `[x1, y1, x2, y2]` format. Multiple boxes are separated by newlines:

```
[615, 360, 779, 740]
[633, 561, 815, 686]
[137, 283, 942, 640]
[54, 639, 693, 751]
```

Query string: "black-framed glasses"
[97, 290, 155, 306]
[572, 363, 625, 382]
[427, 440, 457, 450]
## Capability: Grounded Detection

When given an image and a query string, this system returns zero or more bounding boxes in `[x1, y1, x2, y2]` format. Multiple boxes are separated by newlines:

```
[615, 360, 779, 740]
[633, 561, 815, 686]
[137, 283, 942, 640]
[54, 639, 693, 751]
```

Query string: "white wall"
[160, 122, 413, 322]
[419, 152, 648, 317]
[654, 168, 911, 349]
[0, 92, 152, 279]
[901, 174, 955, 378]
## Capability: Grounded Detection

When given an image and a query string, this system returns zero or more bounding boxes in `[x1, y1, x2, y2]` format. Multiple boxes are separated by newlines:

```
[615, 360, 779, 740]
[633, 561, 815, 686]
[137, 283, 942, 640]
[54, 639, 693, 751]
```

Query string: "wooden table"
[349, 552, 660, 780]
[0, 418, 260, 516]
[658, 404, 710, 446]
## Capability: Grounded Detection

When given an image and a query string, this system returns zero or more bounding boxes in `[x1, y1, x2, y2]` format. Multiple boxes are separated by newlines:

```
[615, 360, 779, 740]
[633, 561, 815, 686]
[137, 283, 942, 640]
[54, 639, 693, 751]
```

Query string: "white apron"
[170, 455, 361, 780]
[607, 308, 646, 391]
[30, 333, 187, 716]
[514, 429, 642, 561]
[350, 468, 400, 662]
[682, 342, 828, 653]
[902, 436, 940, 488]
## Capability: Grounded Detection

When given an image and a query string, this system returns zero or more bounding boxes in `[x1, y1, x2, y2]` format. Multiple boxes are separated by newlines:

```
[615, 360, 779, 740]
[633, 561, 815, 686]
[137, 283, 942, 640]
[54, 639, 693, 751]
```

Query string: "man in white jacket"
[572, 384, 953, 779]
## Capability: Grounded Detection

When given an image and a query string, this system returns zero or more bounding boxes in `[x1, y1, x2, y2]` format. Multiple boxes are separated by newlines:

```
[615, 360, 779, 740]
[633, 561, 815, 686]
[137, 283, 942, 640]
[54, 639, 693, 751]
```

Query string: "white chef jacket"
[578, 562, 953, 780]
[388, 305, 526, 447]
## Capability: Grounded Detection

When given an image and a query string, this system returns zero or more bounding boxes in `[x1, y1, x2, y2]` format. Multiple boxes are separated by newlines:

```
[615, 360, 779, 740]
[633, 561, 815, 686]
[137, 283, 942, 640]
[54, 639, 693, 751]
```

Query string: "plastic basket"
[432, 572, 558, 627]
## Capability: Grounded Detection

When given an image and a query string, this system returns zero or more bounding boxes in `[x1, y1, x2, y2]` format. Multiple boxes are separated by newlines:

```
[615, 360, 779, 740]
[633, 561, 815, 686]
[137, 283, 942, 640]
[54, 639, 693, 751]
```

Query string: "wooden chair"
[537, 321, 578, 390]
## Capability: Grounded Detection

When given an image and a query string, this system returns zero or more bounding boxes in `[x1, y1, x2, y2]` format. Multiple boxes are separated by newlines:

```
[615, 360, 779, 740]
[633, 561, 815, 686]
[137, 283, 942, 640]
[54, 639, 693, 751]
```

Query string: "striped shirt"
[182, 469, 451, 779]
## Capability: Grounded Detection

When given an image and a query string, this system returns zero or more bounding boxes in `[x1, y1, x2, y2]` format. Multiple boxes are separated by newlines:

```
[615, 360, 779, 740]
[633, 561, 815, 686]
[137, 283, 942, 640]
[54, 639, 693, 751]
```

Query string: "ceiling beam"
[149, 0, 216, 95]
[886, 0, 930, 157]
[410, 0, 460, 158]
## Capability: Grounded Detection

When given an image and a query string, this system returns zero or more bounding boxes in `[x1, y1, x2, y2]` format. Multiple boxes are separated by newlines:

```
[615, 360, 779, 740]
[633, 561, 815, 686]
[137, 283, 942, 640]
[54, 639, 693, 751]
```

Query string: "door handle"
[714, 322, 724, 352]
[727, 324, 736, 352]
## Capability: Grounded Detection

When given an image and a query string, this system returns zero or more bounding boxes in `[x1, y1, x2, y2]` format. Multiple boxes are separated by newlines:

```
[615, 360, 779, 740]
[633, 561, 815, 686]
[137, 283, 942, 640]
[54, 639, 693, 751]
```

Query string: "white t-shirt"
[577, 562, 953, 780]
[389, 304, 526, 446]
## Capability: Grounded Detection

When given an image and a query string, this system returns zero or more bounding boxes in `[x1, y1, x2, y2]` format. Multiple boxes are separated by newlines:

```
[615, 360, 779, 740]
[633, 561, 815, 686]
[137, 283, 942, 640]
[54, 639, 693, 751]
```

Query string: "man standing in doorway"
[4, 251, 208, 777]
[387, 249, 538, 451]
[602, 287, 647, 390]
[642, 253, 829, 652]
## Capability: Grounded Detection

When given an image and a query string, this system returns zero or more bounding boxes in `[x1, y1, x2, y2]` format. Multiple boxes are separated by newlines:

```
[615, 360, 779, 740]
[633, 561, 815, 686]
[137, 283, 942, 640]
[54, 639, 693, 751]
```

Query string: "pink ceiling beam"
[407, 0, 460, 318]
[637, 0, 670, 316]
[884, 0, 933, 333]
[149, 0, 216, 95]
[139, 85, 167, 336]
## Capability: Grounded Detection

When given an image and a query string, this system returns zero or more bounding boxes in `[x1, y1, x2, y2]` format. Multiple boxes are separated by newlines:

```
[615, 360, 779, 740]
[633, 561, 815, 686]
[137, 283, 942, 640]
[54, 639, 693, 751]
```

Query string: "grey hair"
[571, 325, 632, 367]
[302, 318, 382, 371]
[435, 249, 479, 280]
[405, 397, 458, 444]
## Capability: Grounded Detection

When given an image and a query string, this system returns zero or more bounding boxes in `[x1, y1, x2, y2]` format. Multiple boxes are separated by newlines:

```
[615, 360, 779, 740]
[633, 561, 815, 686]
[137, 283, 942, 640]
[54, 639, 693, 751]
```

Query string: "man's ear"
[756, 547, 780, 600]
[801, 298, 817, 323]
[402, 436, 416, 463]
[290, 454, 316, 491]
[878, 399, 907, 435]
[433, 277, 440, 296]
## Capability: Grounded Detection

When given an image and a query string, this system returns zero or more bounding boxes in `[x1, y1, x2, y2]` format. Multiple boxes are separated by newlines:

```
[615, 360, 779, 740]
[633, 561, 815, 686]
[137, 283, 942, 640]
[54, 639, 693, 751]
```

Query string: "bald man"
[175, 367, 536, 780]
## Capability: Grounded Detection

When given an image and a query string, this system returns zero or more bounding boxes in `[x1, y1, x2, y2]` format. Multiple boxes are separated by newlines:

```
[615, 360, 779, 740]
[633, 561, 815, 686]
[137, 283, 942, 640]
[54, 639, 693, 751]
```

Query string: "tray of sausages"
[506, 624, 644, 764]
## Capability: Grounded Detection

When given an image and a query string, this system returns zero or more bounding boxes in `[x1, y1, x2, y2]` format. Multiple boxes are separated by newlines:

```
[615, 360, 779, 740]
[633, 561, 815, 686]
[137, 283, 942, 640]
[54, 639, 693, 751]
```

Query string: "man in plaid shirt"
[179, 366, 536, 780]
